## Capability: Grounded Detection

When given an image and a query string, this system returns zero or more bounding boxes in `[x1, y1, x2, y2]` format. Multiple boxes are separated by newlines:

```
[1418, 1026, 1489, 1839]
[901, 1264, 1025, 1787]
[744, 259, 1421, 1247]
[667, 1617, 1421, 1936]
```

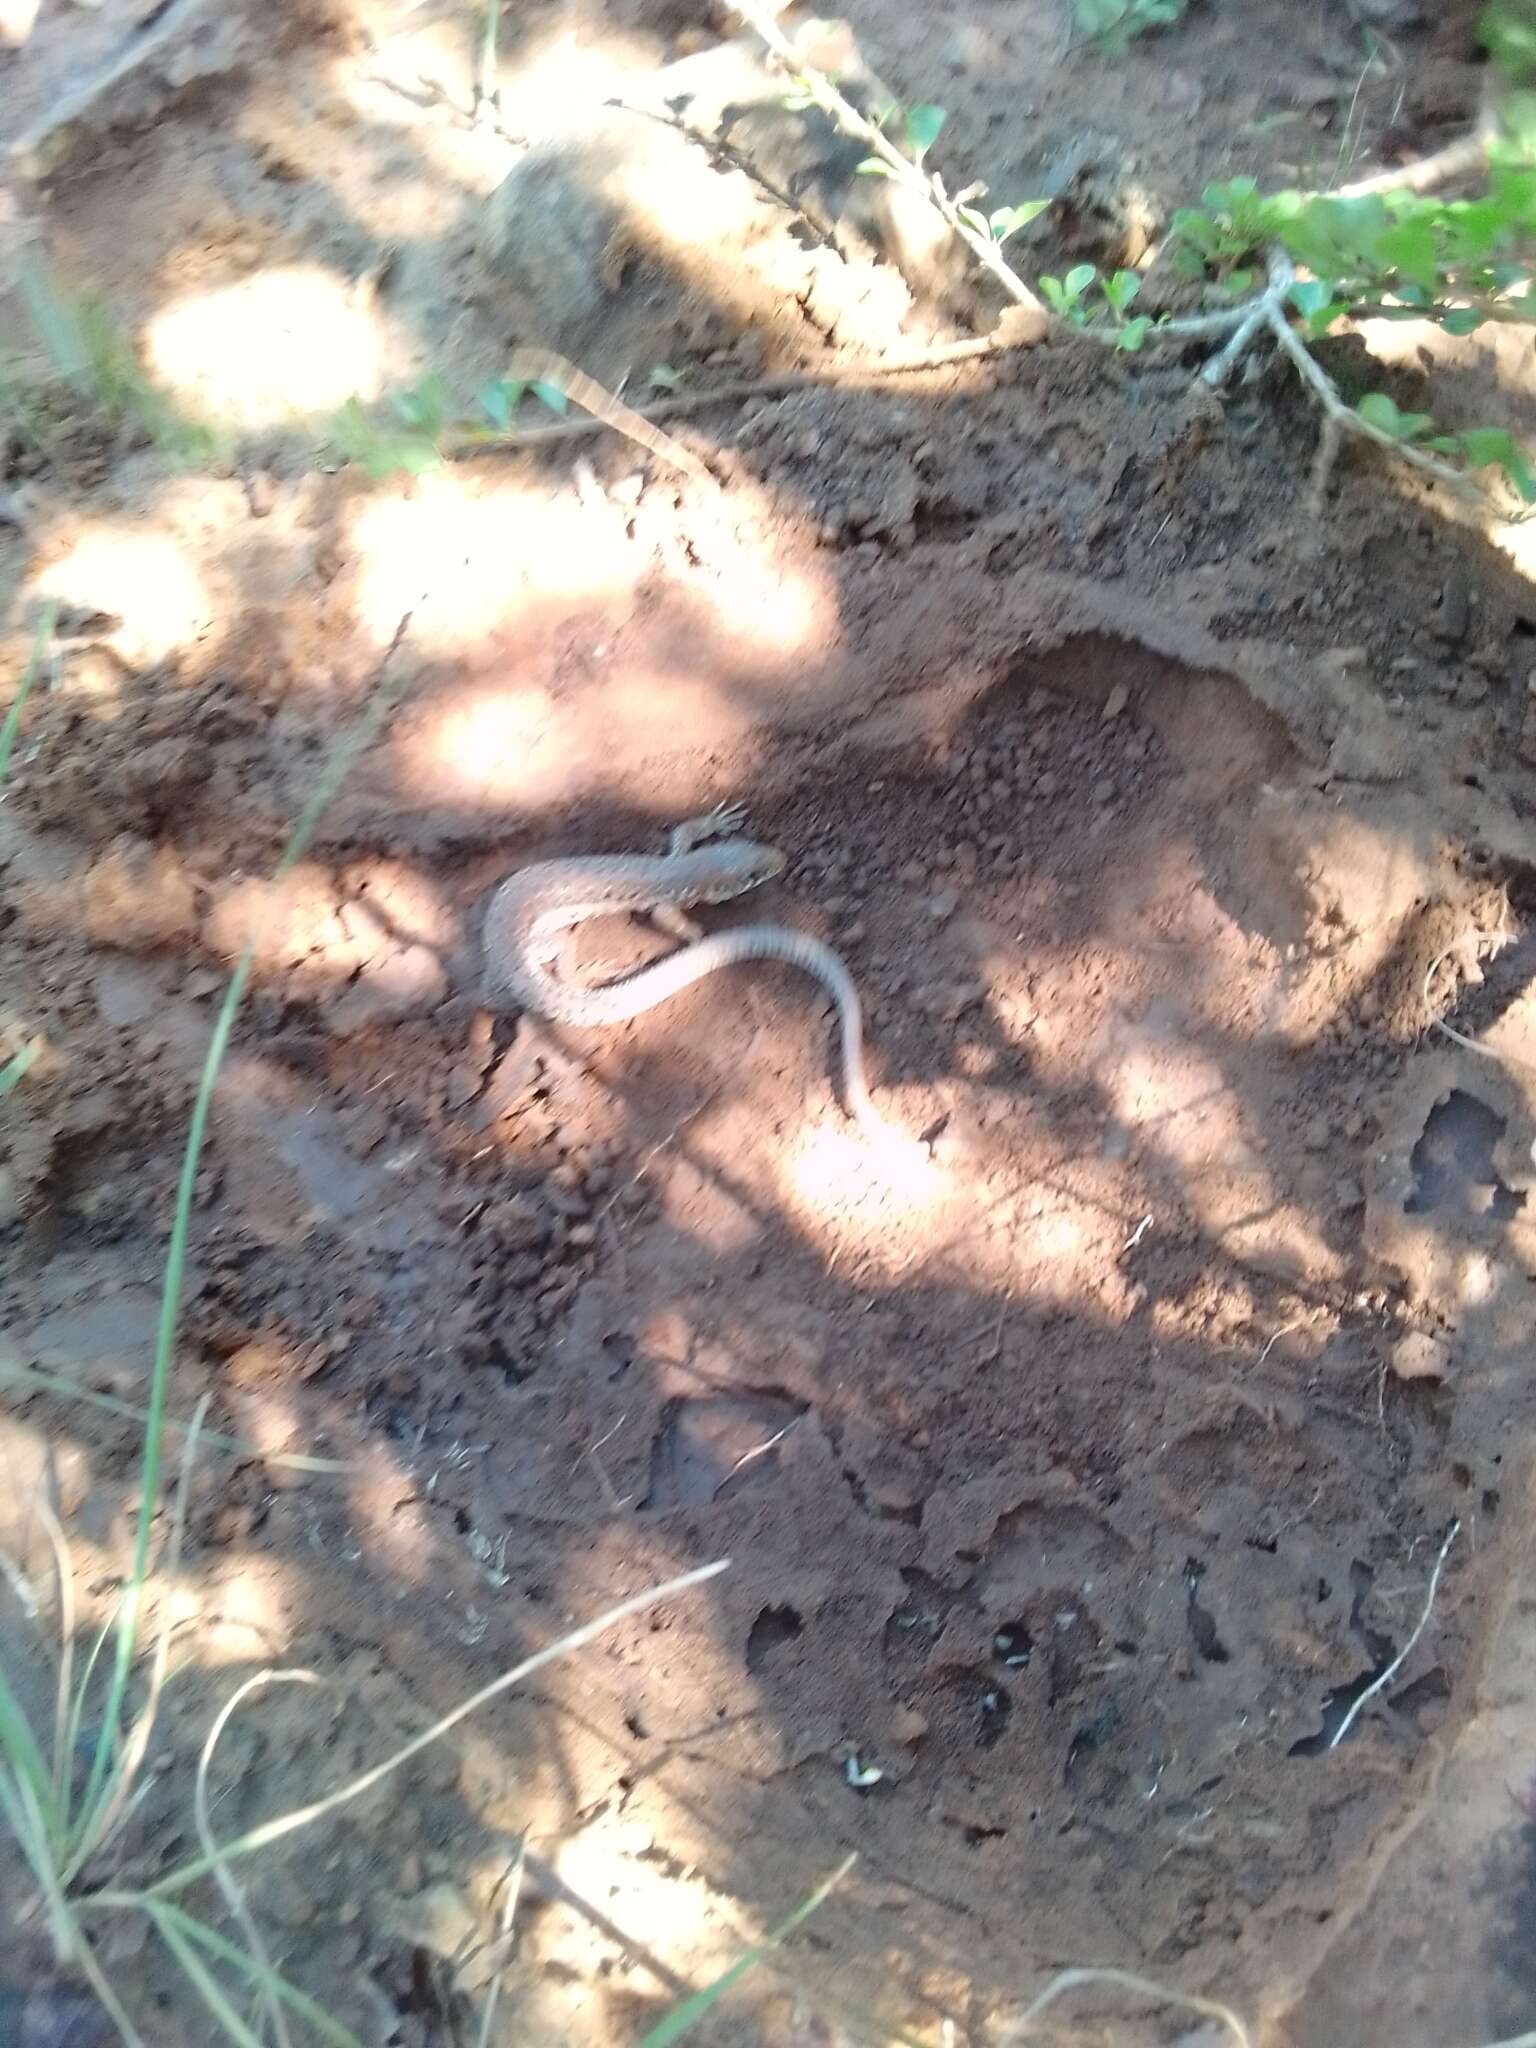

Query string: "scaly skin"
[482, 810, 876, 1126]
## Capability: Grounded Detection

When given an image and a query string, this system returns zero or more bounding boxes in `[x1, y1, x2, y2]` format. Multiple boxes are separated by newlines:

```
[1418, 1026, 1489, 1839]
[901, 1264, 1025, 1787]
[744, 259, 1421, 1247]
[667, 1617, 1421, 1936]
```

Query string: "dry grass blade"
[474, 1838, 525, 2048]
[65, 1400, 210, 1884]
[194, 1670, 329, 2048]
[134, 1558, 729, 1901]
[998, 1965, 1254, 2045]
[0, 1359, 356, 1473]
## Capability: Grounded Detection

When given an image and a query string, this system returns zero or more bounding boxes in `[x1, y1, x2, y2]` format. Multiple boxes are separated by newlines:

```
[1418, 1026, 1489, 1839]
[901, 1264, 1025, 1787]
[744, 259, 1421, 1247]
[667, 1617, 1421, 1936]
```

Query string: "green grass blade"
[635, 1854, 856, 2048]
[75, 943, 254, 1832]
[152, 1903, 365, 2048]
[0, 600, 56, 785]
[146, 1904, 267, 2048]
[0, 1657, 55, 1815]
[79, 613, 415, 1837]
[0, 1042, 40, 1096]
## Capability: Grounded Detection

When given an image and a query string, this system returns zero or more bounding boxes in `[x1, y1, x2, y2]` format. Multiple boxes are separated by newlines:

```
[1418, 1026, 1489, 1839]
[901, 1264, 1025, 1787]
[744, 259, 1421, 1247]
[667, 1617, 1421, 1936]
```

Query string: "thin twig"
[731, 0, 1045, 315]
[1327, 1519, 1461, 1751]
[445, 335, 1036, 459]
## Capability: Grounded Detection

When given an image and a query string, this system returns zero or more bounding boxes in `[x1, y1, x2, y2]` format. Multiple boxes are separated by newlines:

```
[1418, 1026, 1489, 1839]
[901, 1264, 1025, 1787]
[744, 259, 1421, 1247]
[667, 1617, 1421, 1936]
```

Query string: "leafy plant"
[856, 99, 947, 176]
[954, 196, 1052, 246]
[1038, 264, 1152, 347]
[328, 371, 569, 478]
[1074, 0, 1187, 57]
[1167, 167, 1536, 498]
[1356, 397, 1536, 495]
[1038, 262, 1099, 324]
[16, 262, 215, 467]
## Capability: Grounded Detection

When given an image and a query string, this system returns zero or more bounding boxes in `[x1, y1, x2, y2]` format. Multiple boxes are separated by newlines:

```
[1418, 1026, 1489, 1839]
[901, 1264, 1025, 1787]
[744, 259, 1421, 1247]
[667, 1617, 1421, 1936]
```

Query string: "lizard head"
[701, 839, 787, 901]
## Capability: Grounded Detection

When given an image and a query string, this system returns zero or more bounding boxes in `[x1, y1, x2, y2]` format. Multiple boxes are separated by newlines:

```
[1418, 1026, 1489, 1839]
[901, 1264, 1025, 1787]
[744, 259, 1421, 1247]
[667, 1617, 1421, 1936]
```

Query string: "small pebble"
[1391, 1331, 1450, 1382]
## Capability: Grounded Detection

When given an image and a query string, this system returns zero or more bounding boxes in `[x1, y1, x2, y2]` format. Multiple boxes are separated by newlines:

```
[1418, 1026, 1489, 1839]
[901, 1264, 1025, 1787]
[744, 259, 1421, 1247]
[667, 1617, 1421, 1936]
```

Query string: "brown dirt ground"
[5, 0, 1536, 2043]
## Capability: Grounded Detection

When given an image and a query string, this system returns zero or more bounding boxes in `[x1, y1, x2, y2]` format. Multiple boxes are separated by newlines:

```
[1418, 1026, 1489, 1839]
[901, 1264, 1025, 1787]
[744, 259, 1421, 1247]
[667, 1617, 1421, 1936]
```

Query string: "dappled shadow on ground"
[5, 0, 1536, 2042]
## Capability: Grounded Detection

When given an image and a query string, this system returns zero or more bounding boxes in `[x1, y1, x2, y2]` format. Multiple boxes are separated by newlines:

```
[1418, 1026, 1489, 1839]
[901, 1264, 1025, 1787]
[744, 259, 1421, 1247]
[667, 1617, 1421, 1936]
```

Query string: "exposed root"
[1261, 295, 1478, 499]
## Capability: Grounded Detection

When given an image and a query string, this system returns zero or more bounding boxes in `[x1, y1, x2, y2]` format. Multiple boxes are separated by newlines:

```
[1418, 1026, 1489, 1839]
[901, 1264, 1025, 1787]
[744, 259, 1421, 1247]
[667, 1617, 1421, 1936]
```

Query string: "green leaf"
[1377, 219, 1438, 294]
[531, 379, 568, 415]
[648, 362, 680, 390]
[391, 374, 449, 434]
[1441, 307, 1487, 335]
[855, 157, 894, 177]
[1065, 262, 1098, 298]
[1457, 425, 1536, 498]
[1288, 279, 1332, 319]
[0, 1042, 40, 1096]
[991, 199, 1050, 242]
[957, 204, 989, 236]
[478, 378, 516, 428]
[1102, 268, 1142, 313]
[1357, 391, 1433, 440]
[904, 103, 946, 163]
[1114, 315, 1152, 351]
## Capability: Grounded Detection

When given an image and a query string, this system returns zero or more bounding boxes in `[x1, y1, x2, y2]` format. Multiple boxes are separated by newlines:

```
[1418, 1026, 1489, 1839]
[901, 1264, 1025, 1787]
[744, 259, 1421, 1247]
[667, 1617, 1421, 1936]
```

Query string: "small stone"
[1334, 1177, 1364, 1210]
[1320, 645, 1370, 681]
[1302, 1113, 1331, 1151]
[1431, 576, 1470, 645]
[1035, 772, 1059, 798]
[484, 1195, 546, 1249]
[891, 1704, 929, 1745]
[1092, 777, 1116, 805]
[1391, 1331, 1450, 1382]
[244, 470, 276, 518]
[1101, 682, 1129, 721]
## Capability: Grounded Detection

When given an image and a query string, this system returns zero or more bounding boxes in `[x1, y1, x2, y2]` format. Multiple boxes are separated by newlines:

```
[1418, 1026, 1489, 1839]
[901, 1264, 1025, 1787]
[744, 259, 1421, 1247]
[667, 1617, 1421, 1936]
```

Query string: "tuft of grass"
[16, 261, 216, 469]
[1, 603, 754, 2045]
[0, 614, 417, 2041]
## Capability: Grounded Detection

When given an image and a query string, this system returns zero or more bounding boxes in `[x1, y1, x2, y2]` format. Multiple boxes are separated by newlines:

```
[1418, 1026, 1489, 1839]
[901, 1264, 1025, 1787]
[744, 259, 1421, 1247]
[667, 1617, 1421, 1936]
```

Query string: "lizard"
[481, 804, 877, 1126]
